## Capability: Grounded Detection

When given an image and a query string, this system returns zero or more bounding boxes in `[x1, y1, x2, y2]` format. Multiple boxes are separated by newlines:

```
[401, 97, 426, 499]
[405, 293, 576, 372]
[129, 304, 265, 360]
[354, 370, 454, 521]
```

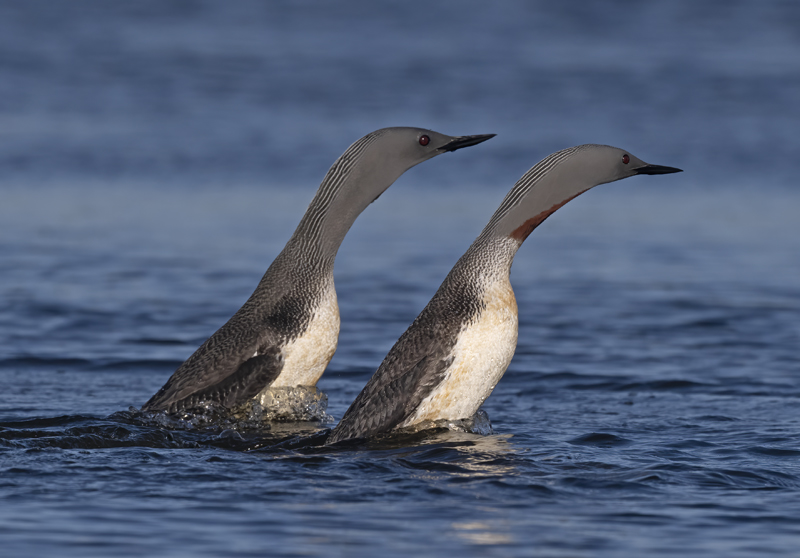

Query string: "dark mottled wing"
[327, 315, 460, 443]
[162, 347, 284, 412]
[141, 314, 281, 413]
[141, 257, 322, 414]
[328, 261, 484, 444]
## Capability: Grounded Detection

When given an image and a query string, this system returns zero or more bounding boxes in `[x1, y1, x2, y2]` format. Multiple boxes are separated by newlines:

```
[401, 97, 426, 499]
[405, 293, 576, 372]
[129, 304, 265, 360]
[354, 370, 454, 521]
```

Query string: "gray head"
[483, 144, 682, 242]
[351, 127, 495, 188]
[306, 127, 495, 254]
[325, 127, 495, 207]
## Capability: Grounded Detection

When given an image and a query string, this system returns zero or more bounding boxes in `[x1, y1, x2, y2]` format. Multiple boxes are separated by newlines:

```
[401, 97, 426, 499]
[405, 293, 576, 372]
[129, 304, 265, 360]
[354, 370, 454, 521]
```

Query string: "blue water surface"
[1, 1, 799, 556]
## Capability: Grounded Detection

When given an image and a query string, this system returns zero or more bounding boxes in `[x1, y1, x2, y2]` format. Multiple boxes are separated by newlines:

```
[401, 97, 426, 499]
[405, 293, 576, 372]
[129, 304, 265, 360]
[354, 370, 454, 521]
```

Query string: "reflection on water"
[451, 521, 515, 546]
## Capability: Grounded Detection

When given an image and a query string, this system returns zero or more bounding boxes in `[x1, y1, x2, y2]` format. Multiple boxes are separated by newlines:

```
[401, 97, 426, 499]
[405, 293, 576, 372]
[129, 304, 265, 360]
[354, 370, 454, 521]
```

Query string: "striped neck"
[449, 234, 522, 290]
[477, 144, 598, 244]
[440, 145, 609, 287]
[290, 130, 387, 260]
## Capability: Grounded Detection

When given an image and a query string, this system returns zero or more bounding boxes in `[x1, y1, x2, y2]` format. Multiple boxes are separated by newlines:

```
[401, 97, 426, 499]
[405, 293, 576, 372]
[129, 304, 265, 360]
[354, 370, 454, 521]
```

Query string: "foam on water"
[251, 386, 333, 423]
[129, 386, 333, 433]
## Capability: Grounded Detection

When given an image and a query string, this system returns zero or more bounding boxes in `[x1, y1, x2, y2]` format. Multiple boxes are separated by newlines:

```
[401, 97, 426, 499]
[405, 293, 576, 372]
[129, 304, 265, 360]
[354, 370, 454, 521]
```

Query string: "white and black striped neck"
[478, 144, 682, 245]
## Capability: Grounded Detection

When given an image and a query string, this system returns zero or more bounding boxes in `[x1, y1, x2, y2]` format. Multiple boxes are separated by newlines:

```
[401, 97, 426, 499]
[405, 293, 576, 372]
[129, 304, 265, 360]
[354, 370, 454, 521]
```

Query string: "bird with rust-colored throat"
[328, 144, 681, 443]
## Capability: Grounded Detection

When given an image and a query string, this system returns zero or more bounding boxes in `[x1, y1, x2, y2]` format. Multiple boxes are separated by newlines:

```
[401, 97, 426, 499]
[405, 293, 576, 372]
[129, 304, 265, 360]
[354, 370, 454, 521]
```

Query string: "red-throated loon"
[142, 128, 495, 413]
[328, 144, 681, 443]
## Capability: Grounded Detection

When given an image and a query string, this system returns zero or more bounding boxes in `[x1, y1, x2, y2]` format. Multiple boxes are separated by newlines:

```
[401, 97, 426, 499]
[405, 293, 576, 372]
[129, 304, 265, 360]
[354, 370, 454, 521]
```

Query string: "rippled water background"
[2, 1, 800, 556]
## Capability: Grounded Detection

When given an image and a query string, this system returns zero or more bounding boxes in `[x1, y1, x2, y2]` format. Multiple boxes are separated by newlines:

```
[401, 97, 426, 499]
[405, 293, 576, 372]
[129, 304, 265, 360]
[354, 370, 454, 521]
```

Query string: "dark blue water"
[2, 1, 799, 556]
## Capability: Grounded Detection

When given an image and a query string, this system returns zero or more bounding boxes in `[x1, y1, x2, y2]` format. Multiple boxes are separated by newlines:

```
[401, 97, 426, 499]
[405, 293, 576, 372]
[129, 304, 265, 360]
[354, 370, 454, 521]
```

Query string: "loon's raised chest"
[263, 283, 340, 389]
[401, 276, 518, 426]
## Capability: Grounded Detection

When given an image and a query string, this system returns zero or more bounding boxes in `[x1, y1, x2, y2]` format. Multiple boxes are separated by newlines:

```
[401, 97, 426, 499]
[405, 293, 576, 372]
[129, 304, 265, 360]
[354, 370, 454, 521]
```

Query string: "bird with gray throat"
[328, 144, 681, 443]
[142, 127, 495, 414]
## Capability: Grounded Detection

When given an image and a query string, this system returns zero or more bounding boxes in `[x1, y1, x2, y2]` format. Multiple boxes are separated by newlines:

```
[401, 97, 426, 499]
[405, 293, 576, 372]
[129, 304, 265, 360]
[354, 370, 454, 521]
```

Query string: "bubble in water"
[249, 386, 333, 423]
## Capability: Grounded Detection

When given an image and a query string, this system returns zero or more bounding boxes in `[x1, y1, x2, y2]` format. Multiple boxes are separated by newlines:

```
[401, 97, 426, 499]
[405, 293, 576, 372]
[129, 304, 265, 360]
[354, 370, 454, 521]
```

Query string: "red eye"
[419, 135, 430, 146]
[622, 154, 630, 164]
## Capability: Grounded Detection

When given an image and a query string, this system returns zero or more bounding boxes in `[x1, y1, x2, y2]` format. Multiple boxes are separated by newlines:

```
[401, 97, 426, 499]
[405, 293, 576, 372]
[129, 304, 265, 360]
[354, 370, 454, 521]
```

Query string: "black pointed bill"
[438, 133, 496, 153]
[634, 164, 683, 175]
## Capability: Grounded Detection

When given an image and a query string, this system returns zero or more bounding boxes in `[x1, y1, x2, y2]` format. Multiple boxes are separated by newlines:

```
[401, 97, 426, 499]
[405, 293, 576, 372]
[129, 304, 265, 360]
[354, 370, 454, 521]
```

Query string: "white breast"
[264, 283, 340, 389]
[401, 276, 518, 426]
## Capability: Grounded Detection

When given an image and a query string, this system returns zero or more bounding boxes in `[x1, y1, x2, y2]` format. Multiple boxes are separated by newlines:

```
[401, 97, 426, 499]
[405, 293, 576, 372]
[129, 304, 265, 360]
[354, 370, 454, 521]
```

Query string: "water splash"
[399, 409, 495, 437]
[248, 386, 333, 423]
[130, 386, 333, 431]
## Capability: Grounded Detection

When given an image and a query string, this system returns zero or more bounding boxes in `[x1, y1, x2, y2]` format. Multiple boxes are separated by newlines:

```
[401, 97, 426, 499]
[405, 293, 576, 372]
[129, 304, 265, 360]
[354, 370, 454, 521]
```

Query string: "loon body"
[142, 128, 494, 413]
[328, 144, 681, 443]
